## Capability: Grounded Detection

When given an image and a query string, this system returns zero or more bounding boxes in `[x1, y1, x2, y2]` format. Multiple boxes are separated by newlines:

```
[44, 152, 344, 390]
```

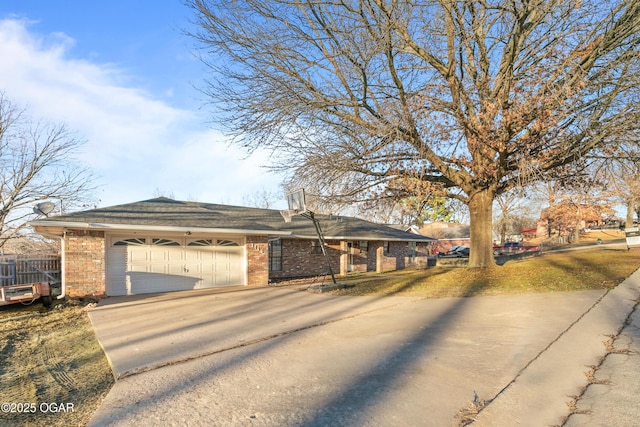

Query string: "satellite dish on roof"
[33, 201, 56, 217]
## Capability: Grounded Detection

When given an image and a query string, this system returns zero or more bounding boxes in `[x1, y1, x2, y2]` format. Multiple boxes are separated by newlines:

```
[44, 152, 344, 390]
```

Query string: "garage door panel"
[186, 248, 216, 263]
[168, 264, 186, 275]
[149, 264, 167, 274]
[149, 248, 180, 263]
[131, 248, 149, 261]
[107, 243, 130, 296]
[201, 251, 216, 262]
[107, 236, 245, 296]
[199, 264, 216, 274]
[129, 250, 148, 263]
[129, 264, 148, 273]
[128, 273, 156, 294]
[228, 269, 243, 283]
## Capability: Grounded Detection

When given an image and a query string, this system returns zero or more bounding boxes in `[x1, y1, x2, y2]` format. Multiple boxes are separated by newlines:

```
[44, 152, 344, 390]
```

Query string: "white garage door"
[106, 236, 244, 296]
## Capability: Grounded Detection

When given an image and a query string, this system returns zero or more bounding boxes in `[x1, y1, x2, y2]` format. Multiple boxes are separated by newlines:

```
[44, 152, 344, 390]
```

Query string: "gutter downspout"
[58, 233, 66, 300]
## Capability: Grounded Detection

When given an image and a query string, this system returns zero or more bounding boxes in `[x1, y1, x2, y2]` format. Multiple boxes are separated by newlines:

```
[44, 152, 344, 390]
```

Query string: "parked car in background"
[439, 245, 470, 258]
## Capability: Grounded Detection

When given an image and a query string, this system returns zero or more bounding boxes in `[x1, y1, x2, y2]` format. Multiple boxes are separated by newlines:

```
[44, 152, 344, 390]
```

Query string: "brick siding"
[377, 241, 406, 272]
[270, 238, 432, 280]
[269, 239, 341, 280]
[246, 235, 269, 286]
[415, 242, 431, 268]
[64, 229, 106, 297]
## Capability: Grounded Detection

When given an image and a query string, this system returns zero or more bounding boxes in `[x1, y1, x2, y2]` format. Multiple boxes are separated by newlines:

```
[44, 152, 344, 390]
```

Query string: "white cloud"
[0, 18, 285, 207]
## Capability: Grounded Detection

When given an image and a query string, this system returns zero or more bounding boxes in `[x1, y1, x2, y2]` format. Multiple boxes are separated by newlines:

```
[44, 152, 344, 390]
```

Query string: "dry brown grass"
[0, 302, 114, 426]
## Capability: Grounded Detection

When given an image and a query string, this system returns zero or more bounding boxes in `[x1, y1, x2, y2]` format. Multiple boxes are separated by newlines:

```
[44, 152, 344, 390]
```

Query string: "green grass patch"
[331, 247, 640, 298]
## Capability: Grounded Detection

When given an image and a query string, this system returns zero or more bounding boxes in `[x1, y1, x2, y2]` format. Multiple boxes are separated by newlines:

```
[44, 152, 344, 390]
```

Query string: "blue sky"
[0, 0, 287, 209]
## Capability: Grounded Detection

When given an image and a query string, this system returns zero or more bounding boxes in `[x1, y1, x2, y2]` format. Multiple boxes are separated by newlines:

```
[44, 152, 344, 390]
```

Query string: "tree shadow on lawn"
[337, 267, 493, 298]
[334, 246, 640, 299]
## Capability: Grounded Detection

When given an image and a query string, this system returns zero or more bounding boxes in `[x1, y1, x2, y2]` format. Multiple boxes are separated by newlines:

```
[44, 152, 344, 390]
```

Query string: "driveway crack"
[116, 297, 419, 380]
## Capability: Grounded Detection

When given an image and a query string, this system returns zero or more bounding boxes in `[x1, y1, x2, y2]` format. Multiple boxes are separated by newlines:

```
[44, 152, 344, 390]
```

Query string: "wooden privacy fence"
[0, 255, 61, 287]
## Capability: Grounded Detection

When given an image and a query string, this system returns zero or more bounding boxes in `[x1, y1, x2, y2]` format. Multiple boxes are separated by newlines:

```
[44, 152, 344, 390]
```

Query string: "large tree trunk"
[626, 197, 636, 229]
[573, 203, 583, 243]
[468, 188, 496, 268]
[572, 222, 581, 243]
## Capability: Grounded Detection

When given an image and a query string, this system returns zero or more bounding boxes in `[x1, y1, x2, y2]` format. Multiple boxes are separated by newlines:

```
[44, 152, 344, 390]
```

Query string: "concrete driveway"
[86, 276, 638, 427]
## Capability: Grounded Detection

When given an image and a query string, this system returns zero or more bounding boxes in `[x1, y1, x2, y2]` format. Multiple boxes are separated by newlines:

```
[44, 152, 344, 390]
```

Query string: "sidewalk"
[564, 300, 640, 426]
[472, 268, 640, 426]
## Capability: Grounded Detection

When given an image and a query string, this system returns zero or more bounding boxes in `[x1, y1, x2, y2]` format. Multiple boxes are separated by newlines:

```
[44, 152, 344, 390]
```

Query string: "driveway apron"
[87, 285, 611, 426]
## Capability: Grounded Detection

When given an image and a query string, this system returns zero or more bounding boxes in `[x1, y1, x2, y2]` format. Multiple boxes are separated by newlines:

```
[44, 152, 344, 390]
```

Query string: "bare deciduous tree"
[493, 191, 538, 245]
[241, 187, 281, 209]
[533, 160, 617, 242]
[188, 0, 640, 267]
[0, 93, 95, 250]
[595, 134, 640, 228]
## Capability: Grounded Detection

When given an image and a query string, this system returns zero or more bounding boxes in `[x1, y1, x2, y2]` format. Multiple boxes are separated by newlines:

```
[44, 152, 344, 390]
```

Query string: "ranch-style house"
[30, 198, 435, 297]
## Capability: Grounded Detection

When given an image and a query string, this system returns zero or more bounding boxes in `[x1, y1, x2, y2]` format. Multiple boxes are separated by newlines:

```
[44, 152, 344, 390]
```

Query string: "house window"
[311, 240, 323, 254]
[408, 241, 417, 264]
[383, 241, 390, 254]
[187, 239, 213, 246]
[217, 239, 241, 246]
[269, 239, 282, 272]
[360, 241, 368, 253]
[152, 238, 180, 246]
[113, 237, 146, 246]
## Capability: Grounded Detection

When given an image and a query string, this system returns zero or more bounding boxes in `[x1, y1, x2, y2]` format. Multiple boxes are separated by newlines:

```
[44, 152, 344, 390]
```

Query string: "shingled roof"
[31, 198, 435, 242]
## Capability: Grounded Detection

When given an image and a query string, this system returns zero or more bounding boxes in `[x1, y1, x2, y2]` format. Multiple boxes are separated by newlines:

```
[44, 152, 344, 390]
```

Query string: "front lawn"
[330, 246, 640, 297]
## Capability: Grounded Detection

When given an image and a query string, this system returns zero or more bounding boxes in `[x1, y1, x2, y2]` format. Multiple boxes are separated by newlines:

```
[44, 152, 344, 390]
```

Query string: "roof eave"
[29, 221, 292, 237]
[289, 233, 436, 242]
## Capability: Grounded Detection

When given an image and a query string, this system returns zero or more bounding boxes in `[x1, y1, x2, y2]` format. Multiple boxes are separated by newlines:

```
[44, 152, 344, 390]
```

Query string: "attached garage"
[106, 235, 245, 296]
[29, 197, 435, 299]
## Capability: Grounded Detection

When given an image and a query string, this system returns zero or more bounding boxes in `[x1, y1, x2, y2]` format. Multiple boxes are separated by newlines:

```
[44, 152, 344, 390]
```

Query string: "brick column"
[374, 241, 384, 273]
[64, 230, 106, 297]
[246, 235, 268, 286]
[339, 240, 349, 276]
